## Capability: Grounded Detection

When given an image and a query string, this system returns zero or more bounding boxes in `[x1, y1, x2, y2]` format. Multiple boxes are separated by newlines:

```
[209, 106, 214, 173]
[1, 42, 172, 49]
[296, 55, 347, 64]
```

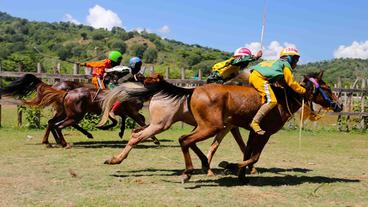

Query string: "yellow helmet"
[279, 47, 300, 57]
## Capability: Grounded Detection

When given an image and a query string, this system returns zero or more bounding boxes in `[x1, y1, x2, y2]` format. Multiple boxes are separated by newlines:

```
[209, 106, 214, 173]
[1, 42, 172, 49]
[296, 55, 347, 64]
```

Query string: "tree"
[130, 44, 147, 58]
[143, 47, 158, 63]
[80, 32, 88, 40]
[109, 40, 127, 54]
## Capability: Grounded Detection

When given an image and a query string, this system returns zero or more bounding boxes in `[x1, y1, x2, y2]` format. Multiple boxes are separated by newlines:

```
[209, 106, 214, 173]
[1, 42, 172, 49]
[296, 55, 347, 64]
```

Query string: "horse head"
[144, 73, 164, 86]
[303, 71, 343, 112]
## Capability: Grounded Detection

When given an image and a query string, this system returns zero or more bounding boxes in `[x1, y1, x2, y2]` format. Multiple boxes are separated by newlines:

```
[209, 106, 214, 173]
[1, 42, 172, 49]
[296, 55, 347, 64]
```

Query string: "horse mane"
[136, 79, 194, 101]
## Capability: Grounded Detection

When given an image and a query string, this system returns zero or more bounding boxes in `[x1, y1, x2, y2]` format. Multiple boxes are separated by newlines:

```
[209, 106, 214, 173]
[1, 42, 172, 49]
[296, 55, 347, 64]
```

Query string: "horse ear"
[318, 70, 324, 79]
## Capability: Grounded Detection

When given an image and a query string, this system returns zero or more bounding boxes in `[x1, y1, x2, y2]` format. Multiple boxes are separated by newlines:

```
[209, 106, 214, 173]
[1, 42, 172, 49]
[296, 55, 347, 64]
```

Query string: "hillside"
[1, 12, 367, 83]
[0, 12, 229, 78]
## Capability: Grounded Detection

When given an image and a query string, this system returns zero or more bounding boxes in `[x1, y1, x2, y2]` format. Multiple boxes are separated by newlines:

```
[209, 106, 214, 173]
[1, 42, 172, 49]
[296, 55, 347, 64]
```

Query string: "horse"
[97, 73, 255, 176]
[174, 71, 343, 183]
[0, 74, 159, 148]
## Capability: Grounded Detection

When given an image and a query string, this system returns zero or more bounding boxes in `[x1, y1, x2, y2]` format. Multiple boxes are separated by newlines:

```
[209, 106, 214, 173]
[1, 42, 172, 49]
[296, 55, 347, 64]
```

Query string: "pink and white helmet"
[233, 47, 252, 58]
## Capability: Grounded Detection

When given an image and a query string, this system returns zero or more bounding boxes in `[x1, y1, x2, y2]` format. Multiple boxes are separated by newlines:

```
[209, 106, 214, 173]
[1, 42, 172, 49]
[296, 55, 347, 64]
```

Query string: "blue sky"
[1, 0, 367, 62]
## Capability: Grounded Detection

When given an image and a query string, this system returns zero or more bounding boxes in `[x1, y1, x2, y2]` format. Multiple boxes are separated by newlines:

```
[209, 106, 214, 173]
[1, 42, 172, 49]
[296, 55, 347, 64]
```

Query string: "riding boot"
[250, 104, 274, 135]
[109, 101, 123, 119]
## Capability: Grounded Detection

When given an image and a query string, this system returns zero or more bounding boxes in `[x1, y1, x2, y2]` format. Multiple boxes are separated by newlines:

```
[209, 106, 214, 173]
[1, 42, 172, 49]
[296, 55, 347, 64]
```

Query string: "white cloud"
[245, 41, 297, 60]
[158, 25, 170, 34]
[334, 41, 368, 59]
[86, 5, 123, 30]
[63, 14, 80, 25]
[132, 27, 152, 33]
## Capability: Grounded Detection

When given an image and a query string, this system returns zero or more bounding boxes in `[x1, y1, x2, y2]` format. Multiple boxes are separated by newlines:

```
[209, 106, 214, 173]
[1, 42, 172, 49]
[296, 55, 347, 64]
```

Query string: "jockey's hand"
[255, 50, 263, 59]
[78, 62, 86, 67]
[134, 73, 146, 82]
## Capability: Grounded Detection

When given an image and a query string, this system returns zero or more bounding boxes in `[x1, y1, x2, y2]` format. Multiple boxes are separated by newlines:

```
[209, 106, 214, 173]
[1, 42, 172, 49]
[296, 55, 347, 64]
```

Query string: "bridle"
[308, 78, 341, 112]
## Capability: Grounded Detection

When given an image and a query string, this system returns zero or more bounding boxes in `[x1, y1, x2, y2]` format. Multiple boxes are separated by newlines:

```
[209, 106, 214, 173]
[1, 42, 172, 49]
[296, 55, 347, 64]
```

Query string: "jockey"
[207, 47, 262, 84]
[108, 57, 145, 118]
[249, 47, 306, 135]
[80, 51, 123, 89]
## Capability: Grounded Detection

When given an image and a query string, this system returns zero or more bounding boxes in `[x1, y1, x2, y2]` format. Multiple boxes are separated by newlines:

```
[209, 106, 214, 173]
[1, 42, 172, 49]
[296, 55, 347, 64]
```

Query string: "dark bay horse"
[97, 74, 253, 176]
[0, 74, 159, 148]
[175, 71, 342, 183]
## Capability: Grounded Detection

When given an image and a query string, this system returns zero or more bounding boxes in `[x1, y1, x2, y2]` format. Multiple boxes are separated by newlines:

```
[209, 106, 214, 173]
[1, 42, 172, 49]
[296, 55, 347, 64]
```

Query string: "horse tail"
[22, 84, 67, 108]
[97, 82, 149, 127]
[0, 74, 42, 98]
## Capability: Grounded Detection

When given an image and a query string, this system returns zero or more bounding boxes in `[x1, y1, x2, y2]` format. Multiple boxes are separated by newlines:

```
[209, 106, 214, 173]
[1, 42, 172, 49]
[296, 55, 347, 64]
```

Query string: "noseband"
[309, 78, 340, 111]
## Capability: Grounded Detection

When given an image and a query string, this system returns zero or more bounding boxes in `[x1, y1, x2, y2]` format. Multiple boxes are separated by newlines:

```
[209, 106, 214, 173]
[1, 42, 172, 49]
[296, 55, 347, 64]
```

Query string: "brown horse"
[98, 74, 253, 176]
[176, 71, 343, 183]
[0, 74, 159, 148]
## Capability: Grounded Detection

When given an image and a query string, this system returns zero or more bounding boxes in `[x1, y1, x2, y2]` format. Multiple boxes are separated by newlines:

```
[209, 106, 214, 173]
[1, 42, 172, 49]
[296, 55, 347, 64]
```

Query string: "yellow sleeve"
[283, 66, 306, 94]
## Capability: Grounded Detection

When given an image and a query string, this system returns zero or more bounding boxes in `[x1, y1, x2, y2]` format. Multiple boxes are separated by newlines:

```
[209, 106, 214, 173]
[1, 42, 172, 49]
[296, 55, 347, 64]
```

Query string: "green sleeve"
[231, 56, 255, 66]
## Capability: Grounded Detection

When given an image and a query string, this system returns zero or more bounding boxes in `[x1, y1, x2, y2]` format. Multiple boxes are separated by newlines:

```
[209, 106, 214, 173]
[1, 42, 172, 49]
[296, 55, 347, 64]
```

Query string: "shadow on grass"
[111, 168, 182, 178]
[110, 167, 360, 188]
[189, 175, 360, 188]
[71, 139, 176, 149]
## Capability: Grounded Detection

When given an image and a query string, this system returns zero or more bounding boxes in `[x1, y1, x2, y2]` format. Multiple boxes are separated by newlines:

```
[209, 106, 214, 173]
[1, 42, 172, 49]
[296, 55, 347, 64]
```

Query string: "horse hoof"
[64, 144, 72, 149]
[207, 170, 215, 177]
[119, 133, 124, 139]
[181, 174, 191, 184]
[153, 140, 160, 146]
[250, 167, 258, 175]
[87, 135, 94, 139]
[45, 143, 53, 148]
[104, 158, 121, 165]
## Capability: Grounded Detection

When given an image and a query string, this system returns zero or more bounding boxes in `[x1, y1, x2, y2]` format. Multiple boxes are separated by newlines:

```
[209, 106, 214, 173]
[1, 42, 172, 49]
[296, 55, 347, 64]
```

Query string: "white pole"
[299, 99, 305, 151]
[260, 0, 268, 50]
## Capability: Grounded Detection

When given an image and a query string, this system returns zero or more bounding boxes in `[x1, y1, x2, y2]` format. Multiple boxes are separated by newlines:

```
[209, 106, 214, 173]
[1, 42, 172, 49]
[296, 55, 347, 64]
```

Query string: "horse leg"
[230, 127, 257, 174]
[55, 118, 81, 148]
[205, 127, 231, 176]
[125, 111, 160, 145]
[72, 124, 94, 139]
[118, 115, 126, 139]
[179, 126, 219, 183]
[43, 112, 65, 145]
[54, 127, 71, 149]
[236, 133, 270, 184]
[104, 123, 165, 165]
[96, 115, 118, 130]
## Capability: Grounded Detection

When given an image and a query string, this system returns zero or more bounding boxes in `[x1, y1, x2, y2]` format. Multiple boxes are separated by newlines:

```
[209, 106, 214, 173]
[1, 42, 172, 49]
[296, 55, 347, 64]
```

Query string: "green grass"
[0, 107, 367, 206]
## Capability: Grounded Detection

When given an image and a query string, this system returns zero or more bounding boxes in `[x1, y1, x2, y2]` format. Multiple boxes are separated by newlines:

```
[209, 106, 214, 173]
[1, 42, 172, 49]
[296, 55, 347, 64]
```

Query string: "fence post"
[17, 106, 22, 127]
[17, 64, 22, 127]
[198, 69, 202, 80]
[73, 64, 80, 82]
[0, 64, 2, 127]
[180, 67, 186, 128]
[165, 67, 170, 79]
[150, 65, 155, 76]
[35, 63, 42, 127]
[361, 79, 366, 129]
[181, 68, 185, 80]
[54, 63, 61, 83]
[37, 62, 42, 73]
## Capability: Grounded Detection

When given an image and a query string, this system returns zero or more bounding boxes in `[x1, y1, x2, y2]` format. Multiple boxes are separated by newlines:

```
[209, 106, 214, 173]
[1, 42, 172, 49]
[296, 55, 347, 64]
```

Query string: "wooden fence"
[0, 63, 367, 131]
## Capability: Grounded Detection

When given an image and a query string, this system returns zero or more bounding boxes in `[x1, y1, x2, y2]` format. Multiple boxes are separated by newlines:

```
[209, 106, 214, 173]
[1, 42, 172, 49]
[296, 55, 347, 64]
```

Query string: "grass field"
[0, 106, 367, 207]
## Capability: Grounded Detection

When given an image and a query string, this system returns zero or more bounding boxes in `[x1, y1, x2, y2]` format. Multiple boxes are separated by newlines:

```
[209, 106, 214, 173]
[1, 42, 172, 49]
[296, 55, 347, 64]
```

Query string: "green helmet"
[108, 51, 122, 63]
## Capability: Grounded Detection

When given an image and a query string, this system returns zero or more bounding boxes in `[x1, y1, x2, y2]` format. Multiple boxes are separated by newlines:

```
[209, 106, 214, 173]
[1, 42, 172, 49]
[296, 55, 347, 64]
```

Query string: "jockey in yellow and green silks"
[207, 47, 262, 84]
[249, 47, 306, 135]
